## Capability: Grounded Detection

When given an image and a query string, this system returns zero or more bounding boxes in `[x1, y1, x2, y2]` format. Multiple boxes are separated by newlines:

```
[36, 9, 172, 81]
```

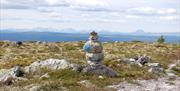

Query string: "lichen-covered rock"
[135, 55, 151, 66]
[120, 55, 151, 67]
[16, 41, 23, 46]
[13, 66, 24, 77]
[0, 74, 14, 85]
[0, 69, 13, 79]
[10, 41, 23, 47]
[24, 59, 71, 73]
[70, 64, 83, 72]
[78, 80, 95, 88]
[40, 73, 50, 79]
[107, 76, 180, 91]
[82, 64, 117, 77]
[24, 84, 42, 91]
[147, 63, 164, 73]
[35, 41, 45, 45]
[0, 66, 26, 85]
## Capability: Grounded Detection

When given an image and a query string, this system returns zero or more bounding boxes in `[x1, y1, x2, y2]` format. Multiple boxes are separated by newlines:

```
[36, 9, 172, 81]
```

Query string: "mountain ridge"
[0, 28, 179, 36]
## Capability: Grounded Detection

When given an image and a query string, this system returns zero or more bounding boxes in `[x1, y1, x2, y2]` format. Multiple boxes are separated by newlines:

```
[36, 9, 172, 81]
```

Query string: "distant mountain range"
[0, 28, 179, 43]
[1, 28, 179, 36]
[129, 29, 180, 36]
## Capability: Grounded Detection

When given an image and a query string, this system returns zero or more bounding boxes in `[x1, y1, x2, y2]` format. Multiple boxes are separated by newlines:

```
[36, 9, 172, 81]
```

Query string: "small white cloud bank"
[126, 7, 177, 16]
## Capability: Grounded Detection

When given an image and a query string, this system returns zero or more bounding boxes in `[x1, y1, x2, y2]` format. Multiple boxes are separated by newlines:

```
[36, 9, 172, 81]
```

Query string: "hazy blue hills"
[0, 32, 88, 42]
[0, 29, 179, 43]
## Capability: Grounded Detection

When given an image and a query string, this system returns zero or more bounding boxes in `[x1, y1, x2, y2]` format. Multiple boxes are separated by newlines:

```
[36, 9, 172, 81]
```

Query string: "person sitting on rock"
[83, 31, 104, 65]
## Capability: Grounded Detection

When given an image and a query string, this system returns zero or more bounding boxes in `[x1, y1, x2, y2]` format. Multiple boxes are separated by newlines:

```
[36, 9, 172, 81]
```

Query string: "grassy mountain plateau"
[0, 41, 179, 91]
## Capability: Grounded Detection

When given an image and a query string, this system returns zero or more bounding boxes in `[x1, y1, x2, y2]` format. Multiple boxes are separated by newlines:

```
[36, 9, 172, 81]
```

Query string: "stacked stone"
[83, 31, 117, 77]
[83, 31, 104, 65]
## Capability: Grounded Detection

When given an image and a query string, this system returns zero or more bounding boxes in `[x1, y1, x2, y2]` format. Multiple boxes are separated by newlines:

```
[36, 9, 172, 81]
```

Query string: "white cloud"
[44, 0, 69, 6]
[45, 0, 58, 5]
[82, 18, 126, 23]
[0, 0, 69, 9]
[109, 12, 120, 17]
[126, 7, 177, 16]
[125, 6, 179, 21]
[127, 7, 156, 15]
[0, 0, 31, 9]
[70, 0, 107, 7]
[0, 0, 8, 4]
[37, 7, 53, 13]
[69, 0, 109, 11]
[166, 8, 177, 14]
[0, 0, 111, 13]
[160, 16, 178, 21]
[81, 13, 90, 17]
[125, 15, 142, 19]
[157, 10, 166, 14]
[49, 12, 61, 17]
[1, 0, 180, 32]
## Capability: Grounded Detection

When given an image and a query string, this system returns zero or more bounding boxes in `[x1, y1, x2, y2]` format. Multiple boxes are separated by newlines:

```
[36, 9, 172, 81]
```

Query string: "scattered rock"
[70, 64, 83, 72]
[35, 41, 47, 46]
[13, 66, 24, 77]
[147, 63, 164, 73]
[10, 41, 21, 47]
[82, 64, 117, 77]
[14, 77, 28, 82]
[127, 58, 136, 64]
[0, 74, 14, 85]
[166, 60, 180, 77]
[78, 80, 95, 88]
[107, 76, 180, 91]
[166, 73, 176, 77]
[16, 41, 22, 44]
[29, 85, 41, 91]
[24, 59, 71, 73]
[120, 55, 151, 67]
[0, 68, 14, 85]
[0, 69, 12, 78]
[25, 84, 42, 91]
[35, 41, 43, 45]
[136, 55, 150, 66]
[40, 73, 50, 79]
[98, 75, 104, 79]
[0, 66, 26, 85]
[120, 55, 165, 74]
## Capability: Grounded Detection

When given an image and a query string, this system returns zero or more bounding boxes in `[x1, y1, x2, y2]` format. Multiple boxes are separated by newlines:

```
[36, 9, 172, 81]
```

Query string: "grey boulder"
[82, 64, 117, 77]
[147, 63, 164, 73]
[24, 59, 71, 73]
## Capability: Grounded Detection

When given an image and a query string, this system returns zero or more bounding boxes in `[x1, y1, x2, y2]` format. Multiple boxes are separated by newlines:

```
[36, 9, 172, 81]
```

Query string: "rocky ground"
[107, 61, 180, 91]
[0, 41, 179, 91]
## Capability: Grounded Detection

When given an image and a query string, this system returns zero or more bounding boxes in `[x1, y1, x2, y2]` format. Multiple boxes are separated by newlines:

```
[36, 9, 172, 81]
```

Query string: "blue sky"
[0, 0, 180, 33]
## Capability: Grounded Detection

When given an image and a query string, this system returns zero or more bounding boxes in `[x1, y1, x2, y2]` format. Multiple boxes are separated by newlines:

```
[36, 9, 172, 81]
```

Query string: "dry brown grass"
[0, 41, 179, 90]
